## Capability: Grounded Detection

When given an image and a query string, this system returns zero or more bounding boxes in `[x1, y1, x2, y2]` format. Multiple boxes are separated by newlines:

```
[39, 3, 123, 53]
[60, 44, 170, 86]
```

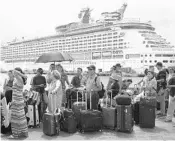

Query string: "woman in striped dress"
[9, 67, 28, 139]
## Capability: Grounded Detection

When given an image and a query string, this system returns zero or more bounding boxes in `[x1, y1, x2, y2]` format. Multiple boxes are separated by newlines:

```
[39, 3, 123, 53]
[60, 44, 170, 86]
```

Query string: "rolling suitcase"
[133, 102, 139, 125]
[43, 112, 61, 136]
[60, 111, 77, 133]
[60, 106, 77, 133]
[27, 105, 39, 128]
[79, 90, 103, 133]
[72, 90, 86, 127]
[139, 97, 156, 128]
[116, 105, 134, 132]
[101, 90, 117, 130]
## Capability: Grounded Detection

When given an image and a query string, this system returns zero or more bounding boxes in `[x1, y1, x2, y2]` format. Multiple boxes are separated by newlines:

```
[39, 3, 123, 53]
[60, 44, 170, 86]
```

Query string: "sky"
[0, 0, 175, 45]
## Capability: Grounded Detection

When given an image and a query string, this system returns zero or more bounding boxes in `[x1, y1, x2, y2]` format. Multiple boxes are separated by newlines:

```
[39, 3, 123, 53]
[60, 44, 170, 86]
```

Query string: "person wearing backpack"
[81, 65, 102, 110]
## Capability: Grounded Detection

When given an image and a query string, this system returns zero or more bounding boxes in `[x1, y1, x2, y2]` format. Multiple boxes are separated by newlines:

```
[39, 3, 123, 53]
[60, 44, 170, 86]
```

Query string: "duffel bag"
[115, 95, 131, 105]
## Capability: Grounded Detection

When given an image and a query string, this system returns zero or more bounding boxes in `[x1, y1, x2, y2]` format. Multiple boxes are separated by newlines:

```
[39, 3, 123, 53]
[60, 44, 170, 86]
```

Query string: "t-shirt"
[85, 74, 102, 92]
[168, 76, 175, 97]
[156, 70, 167, 90]
[71, 75, 82, 88]
[32, 75, 46, 93]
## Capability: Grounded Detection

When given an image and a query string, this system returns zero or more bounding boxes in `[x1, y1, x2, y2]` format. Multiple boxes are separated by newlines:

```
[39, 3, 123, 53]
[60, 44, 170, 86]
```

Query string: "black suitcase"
[79, 91, 103, 133]
[139, 97, 156, 128]
[60, 109, 77, 133]
[133, 102, 139, 125]
[43, 113, 61, 136]
[116, 105, 134, 133]
[60, 114, 77, 133]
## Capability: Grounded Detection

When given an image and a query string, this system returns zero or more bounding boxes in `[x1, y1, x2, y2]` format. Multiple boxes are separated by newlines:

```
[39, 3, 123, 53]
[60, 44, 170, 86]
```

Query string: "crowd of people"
[1, 62, 175, 139]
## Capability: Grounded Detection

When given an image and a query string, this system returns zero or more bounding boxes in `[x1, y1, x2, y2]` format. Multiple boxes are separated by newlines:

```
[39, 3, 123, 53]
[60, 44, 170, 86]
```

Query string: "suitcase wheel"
[129, 128, 133, 133]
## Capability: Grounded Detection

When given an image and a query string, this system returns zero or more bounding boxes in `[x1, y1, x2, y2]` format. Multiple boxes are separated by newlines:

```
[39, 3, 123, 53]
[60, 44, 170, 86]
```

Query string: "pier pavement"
[1, 117, 175, 141]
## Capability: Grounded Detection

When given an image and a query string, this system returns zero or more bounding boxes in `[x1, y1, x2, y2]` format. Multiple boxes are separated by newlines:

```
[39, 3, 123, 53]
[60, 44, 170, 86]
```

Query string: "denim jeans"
[166, 96, 175, 120]
[157, 89, 165, 115]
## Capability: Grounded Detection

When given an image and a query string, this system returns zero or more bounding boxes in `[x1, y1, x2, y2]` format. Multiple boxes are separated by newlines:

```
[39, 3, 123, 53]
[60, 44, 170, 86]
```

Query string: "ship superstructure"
[1, 3, 175, 73]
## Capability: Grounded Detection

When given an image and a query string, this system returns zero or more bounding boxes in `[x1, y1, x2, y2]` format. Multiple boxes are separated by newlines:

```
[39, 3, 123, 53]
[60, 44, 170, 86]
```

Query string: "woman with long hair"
[56, 64, 70, 107]
[9, 67, 28, 139]
[47, 70, 63, 113]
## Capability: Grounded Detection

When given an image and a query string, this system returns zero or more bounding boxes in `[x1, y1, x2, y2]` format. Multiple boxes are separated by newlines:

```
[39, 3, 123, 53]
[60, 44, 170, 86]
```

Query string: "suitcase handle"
[84, 89, 93, 110]
[76, 90, 84, 104]
[106, 90, 113, 108]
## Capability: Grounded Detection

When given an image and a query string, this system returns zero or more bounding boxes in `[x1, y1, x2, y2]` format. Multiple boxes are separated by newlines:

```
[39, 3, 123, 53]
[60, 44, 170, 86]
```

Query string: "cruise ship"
[1, 3, 175, 73]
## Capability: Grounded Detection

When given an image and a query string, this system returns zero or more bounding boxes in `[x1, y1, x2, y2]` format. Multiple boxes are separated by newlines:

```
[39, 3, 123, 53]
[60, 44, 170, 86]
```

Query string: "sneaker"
[164, 119, 172, 122]
[157, 112, 162, 115]
[8, 135, 18, 139]
[157, 113, 166, 118]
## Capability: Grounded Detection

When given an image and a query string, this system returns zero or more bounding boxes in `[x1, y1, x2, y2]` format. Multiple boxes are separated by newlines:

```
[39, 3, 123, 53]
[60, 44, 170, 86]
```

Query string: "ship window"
[145, 60, 147, 63]
[150, 55, 152, 57]
[141, 61, 143, 63]
[170, 60, 172, 63]
[146, 45, 149, 47]
[163, 54, 173, 57]
[163, 60, 168, 63]
[155, 54, 161, 57]
[150, 60, 152, 63]
[141, 55, 143, 57]
[145, 55, 147, 57]
[143, 41, 145, 44]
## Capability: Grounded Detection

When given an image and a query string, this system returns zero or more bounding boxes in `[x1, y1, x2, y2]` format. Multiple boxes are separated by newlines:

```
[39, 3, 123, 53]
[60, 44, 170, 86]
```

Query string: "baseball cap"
[87, 65, 96, 70]
[115, 63, 122, 67]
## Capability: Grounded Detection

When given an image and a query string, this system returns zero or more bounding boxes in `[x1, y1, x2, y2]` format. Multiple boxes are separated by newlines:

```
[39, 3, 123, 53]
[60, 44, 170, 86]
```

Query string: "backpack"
[94, 76, 105, 98]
